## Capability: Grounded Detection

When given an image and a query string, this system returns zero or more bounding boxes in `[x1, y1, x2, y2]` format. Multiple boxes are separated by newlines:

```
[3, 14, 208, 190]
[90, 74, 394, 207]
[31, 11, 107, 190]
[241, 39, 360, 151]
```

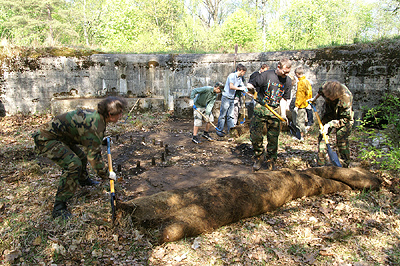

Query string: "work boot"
[266, 158, 276, 171]
[79, 178, 100, 187]
[52, 201, 72, 220]
[202, 131, 213, 141]
[192, 135, 201, 144]
[253, 156, 264, 171]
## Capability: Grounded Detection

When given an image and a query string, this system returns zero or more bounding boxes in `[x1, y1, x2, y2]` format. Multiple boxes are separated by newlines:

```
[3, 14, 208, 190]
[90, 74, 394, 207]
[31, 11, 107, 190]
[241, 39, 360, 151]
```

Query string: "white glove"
[294, 107, 298, 113]
[189, 99, 194, 106]
[321, 123, 330, 135]
[309, 95, 320, 105]
[109, 171, 117, 181]
[306, 104, 312, 110]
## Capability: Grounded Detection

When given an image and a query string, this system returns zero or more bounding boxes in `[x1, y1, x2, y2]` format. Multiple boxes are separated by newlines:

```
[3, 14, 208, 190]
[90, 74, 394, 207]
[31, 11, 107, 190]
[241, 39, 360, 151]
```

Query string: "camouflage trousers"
[33, 135, 88, 202]
[250, 104, 281, 160]
[318, 121, 353, 167]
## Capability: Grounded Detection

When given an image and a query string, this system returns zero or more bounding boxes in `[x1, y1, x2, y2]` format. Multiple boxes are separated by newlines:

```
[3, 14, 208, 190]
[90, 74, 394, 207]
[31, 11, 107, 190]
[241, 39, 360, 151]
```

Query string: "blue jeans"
[217, 95, 235, 131]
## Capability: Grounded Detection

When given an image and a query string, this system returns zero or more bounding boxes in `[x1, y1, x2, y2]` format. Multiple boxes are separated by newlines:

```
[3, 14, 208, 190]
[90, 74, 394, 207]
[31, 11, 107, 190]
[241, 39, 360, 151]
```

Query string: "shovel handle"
[193, 105, 225, 134]
[107, 137, 116, 223]
[309, 103, 330, 144]
[107, 137, 115, 194]
[243, 91, 286, 122]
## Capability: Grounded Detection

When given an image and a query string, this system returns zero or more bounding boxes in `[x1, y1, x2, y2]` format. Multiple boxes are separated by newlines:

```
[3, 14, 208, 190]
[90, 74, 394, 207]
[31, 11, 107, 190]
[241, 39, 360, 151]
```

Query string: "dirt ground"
[2, 112, 400, 265]
[108, 117, 250, 197]
[105, 116, 315, 203]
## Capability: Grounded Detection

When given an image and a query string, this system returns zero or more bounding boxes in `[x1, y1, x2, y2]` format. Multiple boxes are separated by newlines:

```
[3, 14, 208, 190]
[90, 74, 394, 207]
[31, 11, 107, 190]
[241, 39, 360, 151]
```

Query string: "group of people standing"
[190, 58, 354, 171]
[31, 58, 354, 221]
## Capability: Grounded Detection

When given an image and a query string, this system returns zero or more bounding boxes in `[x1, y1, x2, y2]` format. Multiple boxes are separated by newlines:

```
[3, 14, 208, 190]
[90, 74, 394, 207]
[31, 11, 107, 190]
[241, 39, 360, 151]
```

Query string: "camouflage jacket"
[321, 84, 354, 128]
[33, 109, 107, 178]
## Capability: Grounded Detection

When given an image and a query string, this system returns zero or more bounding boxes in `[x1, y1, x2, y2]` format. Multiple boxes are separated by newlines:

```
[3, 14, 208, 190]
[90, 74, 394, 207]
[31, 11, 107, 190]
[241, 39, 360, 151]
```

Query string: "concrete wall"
[1, 42, 400, 121]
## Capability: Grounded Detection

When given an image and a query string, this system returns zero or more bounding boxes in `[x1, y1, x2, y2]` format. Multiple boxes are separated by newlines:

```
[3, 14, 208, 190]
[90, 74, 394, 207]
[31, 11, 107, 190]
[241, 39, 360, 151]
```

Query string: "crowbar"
[193, 105, 226, 135]
[309, 102, 342, 167]
[106, 137, 117, 224]
[243, 91, 302, 140]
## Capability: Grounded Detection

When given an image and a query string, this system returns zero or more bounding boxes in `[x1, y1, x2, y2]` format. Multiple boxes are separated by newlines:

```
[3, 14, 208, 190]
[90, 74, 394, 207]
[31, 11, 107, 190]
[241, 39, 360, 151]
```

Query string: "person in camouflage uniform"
[247, 58, 292, 171]
[32, 96, 127, 220]
[311, 80, 354, 167]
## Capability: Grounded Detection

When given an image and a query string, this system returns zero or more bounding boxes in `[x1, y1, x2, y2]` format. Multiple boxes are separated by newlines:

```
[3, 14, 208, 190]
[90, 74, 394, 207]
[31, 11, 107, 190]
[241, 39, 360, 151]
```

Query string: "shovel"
[309, 102, 342, 167]
[193, 105, 227, 135]
[243, 91, 302, 140]
[106, 137, 117, 224]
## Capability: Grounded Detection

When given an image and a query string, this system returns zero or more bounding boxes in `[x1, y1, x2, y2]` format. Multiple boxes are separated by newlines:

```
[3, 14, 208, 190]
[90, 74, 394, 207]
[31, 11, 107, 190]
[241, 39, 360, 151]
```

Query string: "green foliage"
[275, 0, 373, 50]
[361, 94, 400, 134]
[0, 0, 78, 46]
[357, 94, 400, 173]
[219, 9, 260, 51]
[0, 0, 399, 52]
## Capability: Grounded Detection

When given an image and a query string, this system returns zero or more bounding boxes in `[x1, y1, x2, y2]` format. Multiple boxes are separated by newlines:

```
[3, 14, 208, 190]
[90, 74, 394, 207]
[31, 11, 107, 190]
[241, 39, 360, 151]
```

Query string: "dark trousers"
[306, 108, 314, 126]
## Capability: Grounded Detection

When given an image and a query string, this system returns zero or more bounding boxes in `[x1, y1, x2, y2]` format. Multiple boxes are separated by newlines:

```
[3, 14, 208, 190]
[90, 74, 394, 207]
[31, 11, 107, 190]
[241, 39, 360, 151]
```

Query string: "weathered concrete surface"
[1, 41, 400, 118]
[50, 97, 164, 115]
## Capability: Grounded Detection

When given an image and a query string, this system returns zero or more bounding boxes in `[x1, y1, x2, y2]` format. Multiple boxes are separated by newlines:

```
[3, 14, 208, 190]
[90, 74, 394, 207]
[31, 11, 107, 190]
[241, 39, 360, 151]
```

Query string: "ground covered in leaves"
[1, 111, 400, 266]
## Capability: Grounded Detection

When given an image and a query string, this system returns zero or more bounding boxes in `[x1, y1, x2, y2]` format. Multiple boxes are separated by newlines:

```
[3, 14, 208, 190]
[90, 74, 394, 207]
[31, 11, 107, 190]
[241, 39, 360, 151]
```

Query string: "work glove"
[320, 123, 330, 135]
[246, 83, 255, 94]
[293, 107, 298, 113]
[306, 104, 312, 110]
[109, 171, 117, 181]
[189, 99, 194, 106]
[240, 87, 248, 93]
[102, 136, 112, 146]
[308, 96, 317, 105]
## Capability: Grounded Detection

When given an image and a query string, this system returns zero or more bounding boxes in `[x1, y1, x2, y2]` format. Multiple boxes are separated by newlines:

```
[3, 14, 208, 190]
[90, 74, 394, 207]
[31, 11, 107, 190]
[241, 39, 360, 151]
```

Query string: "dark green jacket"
[190, 86, 217, 115]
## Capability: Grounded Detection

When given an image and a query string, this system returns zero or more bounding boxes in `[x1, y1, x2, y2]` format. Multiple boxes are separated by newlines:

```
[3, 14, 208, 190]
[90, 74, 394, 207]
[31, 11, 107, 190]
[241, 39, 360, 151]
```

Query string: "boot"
[79, 178, 100, 187]
[52, 201, 72, 220]
[253, 156, 264, 171]
[266, 159, 276, 171]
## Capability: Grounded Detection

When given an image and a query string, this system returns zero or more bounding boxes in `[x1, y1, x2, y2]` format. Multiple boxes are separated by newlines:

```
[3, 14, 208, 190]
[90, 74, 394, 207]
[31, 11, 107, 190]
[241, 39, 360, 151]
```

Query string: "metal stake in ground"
[106, 137, 117, 225]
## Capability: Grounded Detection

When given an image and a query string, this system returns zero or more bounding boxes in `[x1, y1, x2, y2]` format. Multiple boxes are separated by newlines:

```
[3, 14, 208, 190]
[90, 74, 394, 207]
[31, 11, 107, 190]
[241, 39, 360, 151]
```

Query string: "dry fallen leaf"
[32, 236, 42, 246]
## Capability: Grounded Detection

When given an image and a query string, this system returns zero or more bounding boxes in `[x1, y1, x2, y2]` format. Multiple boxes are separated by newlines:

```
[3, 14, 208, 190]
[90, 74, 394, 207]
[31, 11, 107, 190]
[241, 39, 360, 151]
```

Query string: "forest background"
[0, 0, 399, 54]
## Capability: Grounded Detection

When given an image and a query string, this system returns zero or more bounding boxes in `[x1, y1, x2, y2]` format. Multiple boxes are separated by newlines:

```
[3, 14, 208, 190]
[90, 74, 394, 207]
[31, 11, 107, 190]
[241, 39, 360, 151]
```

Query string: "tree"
[93, 0, 186, 53]
[0, 0, 77, 46]
[219, 9, 260, 52]
[68, 0, 106, 46]
[268, 0, 373, 51]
